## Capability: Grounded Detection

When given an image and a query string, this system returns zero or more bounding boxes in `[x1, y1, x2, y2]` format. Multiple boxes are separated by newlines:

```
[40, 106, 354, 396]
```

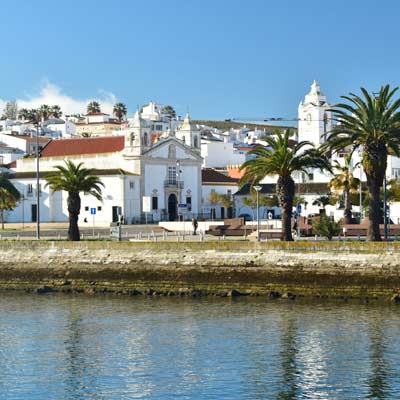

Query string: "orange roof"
[40, 136, 125, 157]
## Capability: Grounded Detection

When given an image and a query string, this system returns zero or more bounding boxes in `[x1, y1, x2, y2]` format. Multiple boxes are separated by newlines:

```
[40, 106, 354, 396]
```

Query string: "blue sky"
[0, 0, 399, 120]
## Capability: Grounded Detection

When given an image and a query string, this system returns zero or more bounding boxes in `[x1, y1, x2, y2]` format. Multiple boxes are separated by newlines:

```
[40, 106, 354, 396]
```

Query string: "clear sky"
[1, 0, 399, 120]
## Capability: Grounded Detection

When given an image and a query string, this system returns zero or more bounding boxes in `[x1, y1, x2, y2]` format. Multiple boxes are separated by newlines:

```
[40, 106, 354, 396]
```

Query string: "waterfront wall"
[1, 241, 400, 299]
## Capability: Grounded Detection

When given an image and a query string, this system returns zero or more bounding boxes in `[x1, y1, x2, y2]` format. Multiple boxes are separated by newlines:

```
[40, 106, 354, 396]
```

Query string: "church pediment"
[142, 137, 202, 161]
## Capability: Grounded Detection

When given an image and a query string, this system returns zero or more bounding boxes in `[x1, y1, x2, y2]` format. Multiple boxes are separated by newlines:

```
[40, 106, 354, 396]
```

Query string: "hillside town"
[1, 80, 400, 239]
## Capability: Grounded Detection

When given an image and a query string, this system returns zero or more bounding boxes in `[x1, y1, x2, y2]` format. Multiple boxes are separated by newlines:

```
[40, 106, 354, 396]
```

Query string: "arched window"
[194, 135, 199, 148]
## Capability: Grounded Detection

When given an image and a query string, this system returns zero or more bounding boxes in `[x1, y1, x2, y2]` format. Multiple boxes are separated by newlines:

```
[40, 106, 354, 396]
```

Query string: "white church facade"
[6, 112, 203, 225]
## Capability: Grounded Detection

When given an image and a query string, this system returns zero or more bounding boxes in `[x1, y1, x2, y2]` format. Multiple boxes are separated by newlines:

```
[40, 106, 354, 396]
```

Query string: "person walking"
[192, 218, 198, 235]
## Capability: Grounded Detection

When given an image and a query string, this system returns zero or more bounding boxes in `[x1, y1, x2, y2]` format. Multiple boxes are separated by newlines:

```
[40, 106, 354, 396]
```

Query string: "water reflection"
[0, 295, 398, 399]
[367, 314, 390, 399]
[277, 318, 299, 400]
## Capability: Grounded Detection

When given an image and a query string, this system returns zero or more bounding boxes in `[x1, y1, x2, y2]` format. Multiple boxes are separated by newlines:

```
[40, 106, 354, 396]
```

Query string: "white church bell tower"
[298, 80, 332, 147]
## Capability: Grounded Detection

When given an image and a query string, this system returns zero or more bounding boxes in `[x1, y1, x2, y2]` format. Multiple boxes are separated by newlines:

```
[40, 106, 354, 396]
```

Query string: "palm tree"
[0, 175, 21, 230]
[45, 161, 104, 241]
[113, 102, 127, 122]
[18, 108, 30, 121]
[325, 85, 400, 241]
[240, 129, 329, 241]
[87, 101, 101, 114]
[38, 105, 51, 121]
[329, 155, 360, 224]
[50, 105, 62, 118]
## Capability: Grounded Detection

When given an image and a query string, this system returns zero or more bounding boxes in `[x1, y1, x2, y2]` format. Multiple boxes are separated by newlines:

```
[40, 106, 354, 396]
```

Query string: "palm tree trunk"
[277, 175, 295, 241]
[67, 192, 81, 241]
[343, 188, 352, 224]
[367, 178, 382, 241]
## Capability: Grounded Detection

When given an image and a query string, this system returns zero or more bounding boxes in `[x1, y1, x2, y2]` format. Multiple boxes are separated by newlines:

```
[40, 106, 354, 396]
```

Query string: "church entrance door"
[168, 194, 177, 221]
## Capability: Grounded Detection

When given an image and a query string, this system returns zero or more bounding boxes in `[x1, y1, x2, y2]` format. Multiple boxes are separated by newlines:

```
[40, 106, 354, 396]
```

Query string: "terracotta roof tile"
[40, 136, 125, 157]
[202, 168, 239, 184]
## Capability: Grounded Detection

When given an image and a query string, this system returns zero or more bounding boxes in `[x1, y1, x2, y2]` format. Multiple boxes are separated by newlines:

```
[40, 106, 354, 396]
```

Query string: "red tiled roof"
[202, 168, 239, 184]
[40, 136, 125, 157]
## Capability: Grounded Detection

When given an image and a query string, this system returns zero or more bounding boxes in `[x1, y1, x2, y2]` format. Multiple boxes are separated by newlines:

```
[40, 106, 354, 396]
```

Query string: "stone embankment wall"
[0, 241, 400, 300]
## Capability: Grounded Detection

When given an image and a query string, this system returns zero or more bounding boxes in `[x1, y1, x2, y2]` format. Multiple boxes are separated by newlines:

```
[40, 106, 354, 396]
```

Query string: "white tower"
[298, 80, 332, 147]
[176, 113, 200, 151]
[124, 110, 152, 157]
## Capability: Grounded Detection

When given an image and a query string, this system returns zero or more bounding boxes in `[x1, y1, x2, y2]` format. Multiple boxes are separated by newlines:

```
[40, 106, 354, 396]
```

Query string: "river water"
[0, 293, 399, 399]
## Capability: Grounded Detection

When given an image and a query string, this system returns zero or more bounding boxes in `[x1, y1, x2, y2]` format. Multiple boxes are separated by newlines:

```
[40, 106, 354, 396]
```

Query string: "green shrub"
[312, 215, 340, 240]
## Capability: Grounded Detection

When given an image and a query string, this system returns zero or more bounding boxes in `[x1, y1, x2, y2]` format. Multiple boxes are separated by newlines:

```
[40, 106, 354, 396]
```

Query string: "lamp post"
[176, 160, 180, 222]
[35, 120, 41, 240]
[254, 185, 262, 242]
[384, 175, 388, 240]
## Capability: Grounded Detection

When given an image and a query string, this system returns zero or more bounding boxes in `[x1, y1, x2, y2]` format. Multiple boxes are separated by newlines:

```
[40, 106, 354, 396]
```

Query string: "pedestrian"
[192, 218, 198, 235]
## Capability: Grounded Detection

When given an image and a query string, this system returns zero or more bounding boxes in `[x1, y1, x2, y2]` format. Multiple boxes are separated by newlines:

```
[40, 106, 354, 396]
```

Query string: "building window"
[167, 166, 177, 184]
[129, 181, 134, 190]
[27, 184, 33, 197]
[186, 196, 192, 211]
[156, 124, 163, 131]
[143, 132, 148, 146]
[392, 168, 400, 179]
[152, 196, 158, 210]
[85, 206, 89, 211]
[97, 206, 102, 211]
[194, 135, 199, 148]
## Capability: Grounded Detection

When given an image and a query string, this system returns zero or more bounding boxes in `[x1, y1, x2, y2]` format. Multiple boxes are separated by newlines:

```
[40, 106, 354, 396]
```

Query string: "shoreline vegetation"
[1, 241, 400, 301]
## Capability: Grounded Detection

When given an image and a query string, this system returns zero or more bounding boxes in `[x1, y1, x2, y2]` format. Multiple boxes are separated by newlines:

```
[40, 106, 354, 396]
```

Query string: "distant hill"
[193, 120, 296, 132]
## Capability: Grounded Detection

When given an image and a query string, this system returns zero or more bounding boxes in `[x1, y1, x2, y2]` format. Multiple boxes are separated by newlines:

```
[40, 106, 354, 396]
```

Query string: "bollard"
[98, 232, 100, 240]
[125, 232, 128, 238]
[222, 235, 225, 241]
[17, 235, 20, 241]
[81, 233, 84, 240]
[139, 232, 142, 240]
[163, 231, 166, 240]
[147, 233, 150, 240]
[358, 234, 361, 241]
[314, 234, 318, 241]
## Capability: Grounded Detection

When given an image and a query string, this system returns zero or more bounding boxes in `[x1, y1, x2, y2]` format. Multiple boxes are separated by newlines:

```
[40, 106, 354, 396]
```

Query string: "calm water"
[0, 294, 399, 399]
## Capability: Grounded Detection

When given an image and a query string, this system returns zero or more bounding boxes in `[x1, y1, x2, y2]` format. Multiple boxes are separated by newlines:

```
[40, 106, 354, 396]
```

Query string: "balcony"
[164, 180, 184, 189]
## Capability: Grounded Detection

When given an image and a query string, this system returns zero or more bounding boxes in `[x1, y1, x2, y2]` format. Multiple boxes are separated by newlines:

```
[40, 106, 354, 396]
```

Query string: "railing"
[164, 180, 184, 189]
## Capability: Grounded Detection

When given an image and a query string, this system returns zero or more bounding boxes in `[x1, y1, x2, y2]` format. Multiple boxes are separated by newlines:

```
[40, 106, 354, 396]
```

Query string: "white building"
[201, 168, 239, 219]
[7, 112, 203, 225]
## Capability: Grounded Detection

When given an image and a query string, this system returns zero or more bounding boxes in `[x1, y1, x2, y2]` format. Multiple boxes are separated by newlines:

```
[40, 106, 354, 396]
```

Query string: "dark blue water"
[0, 293, 399, 399]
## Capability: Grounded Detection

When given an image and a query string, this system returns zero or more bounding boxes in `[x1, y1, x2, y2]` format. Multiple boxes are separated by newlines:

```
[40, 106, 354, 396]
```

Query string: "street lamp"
[35, 120, 41, 240]
[176, 160, 180, 222]
[254, 185, 262, 242]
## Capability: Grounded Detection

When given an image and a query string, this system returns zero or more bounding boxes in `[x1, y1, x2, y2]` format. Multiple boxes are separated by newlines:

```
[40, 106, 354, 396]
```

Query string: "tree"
[87, 101, 101, 114]
[50, 105, 62, 118]
[240, 129, 330, 241]
[312, 195, 331, 212]
[18, 108, 32, 121]
[0, 175, 21, 230]
[45, 161, 104, 241]
[329, 155, 360, 224]
[208, 191, 220, 220]
[162, 105, 176, 118]
[2, 101, 18, 120]
[325, 85, 400, 241]
[38, 105, 51, 121]
[113, 102, 127, 122]
[0, 189, 18, 230]
[312, 215, 340, 240]
[219, 193, 234, 218]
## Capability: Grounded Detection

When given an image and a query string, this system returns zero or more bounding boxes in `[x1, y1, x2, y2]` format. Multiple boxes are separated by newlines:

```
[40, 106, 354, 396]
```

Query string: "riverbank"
[1, 241, 400, 300]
